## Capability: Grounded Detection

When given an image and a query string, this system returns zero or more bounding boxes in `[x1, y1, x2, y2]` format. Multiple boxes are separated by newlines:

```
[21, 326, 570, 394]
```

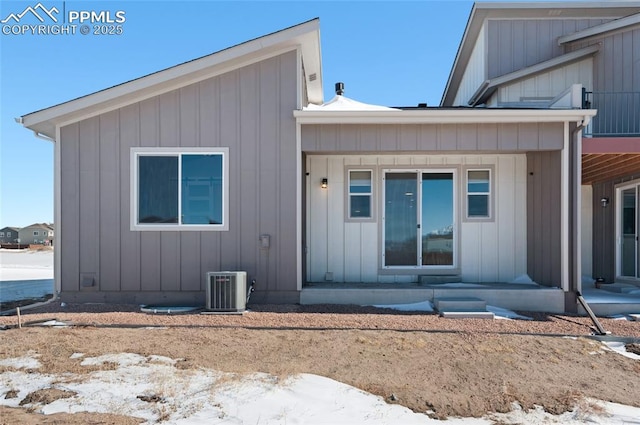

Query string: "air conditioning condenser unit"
[205, 271, 247, 312]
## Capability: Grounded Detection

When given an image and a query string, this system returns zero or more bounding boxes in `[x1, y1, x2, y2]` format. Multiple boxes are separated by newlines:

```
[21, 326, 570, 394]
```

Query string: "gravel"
[2, 301, 639, 338]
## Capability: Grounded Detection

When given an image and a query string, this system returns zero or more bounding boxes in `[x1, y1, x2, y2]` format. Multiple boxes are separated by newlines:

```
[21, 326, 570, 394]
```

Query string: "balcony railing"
[583, 90, 640, 137]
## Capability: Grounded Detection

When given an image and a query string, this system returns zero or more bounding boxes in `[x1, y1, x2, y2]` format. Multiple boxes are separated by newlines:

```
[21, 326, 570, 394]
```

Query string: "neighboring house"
[0, 227, 20, 244]
[19, 223, 54, 245]
[19, 17, 596, 312]
[441, 2, 640, 288]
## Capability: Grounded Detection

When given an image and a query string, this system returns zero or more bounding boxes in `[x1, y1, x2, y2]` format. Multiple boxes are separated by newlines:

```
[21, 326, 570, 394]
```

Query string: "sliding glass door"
[383, 170, 455, 268]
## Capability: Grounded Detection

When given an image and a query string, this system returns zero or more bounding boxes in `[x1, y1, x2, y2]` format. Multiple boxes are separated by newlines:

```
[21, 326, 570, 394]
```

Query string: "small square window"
[467, 170, 491, 218]
[348, 170, 372, 219]
[0, 232, 4, 237]
[33, 231, 39, 236]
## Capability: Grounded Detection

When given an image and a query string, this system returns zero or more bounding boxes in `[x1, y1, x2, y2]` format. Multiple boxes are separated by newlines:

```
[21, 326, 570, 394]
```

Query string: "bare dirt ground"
[1, 302, 639, 424]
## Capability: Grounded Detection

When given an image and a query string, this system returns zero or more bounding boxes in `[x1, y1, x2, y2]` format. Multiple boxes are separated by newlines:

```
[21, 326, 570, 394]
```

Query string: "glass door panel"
[621, 188, 637, 277]
[384, 173, 418, 266]
[422, 173, 454, 266]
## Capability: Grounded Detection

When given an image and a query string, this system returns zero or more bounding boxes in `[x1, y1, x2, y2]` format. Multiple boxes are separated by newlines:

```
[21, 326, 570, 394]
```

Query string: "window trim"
[130, 147, 229, 231]
[345, 168, 375, 222]
[0, 232, 4, 237]
[463, 166, 494, 222]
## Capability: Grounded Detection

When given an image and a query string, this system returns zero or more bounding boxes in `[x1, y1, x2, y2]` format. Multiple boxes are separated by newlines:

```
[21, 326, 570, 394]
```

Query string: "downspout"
[565, 114, 591, 313]
[1, 121, 61, 315]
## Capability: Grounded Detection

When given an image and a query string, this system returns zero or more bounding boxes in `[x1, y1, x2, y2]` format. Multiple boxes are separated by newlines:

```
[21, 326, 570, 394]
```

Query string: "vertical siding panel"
[98, 111, 120, 291]
[199, 78, 221, 282]
[461, 222, 481, 282]
[256, 58, 278, 289]
[60, 124, 80, 292]
[378, 125, 398, 152]
[308, 157, 328, 281]
[439, 125, 456, 150]
[477, 123, 498, 150]
[514, 155, 528, 278]
[457, 124, 478, 151]
[497, 156, 516, 281]
[275, 54, 297, 290]
[179, 84, 201, 291]
[158, 91, 181, 291]
[359, 125, 378, 151]
[327, 157, 345, 282]
[238, 64, 259, 283]
[139, 97, 161, 291]
[498, 124, 518, 151]
[398, 125, 418, 151]
[361, 222, 378, 282]
[339, 125, 359, 151]
[219, 72, 240, 273]
[78, 117, 100, 286]
[516, 123, 539, 151]
[119, 104, 141, 291]
[527, 151, 561, 286]
[417, 124, 438, 150]
[343, 224, 361, 282]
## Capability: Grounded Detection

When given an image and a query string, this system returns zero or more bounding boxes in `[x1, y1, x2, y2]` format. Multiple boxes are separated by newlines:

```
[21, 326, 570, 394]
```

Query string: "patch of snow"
[372, 300, 434, 312]
[509, 274, 536, 285]
[602, 341, 640, 360]
[304, 95, 399, 111]
[486, 306, 532, 320]
[80, 353, 147, 367]
[70, 353, 84, 359]
[0, 353, 41, 370]
[2, 353, 640, 424]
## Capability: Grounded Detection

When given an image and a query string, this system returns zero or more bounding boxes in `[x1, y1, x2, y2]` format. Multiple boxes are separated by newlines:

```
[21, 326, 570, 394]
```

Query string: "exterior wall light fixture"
[321, 178, 328, 189]
[600, 197, 609, 207]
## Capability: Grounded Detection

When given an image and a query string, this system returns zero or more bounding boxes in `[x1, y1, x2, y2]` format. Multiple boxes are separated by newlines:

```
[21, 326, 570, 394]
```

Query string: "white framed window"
[33, 231, 39, 236]
[0, 232, 4, 237]
[6, 232, 10, 237]
[130, 147, 229, 231]
[347, 169, 373, 220]
[465, 169, 492, 220]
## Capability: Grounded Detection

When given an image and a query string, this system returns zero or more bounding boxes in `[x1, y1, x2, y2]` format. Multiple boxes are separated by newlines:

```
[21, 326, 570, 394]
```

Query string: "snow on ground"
[1, 352, 639, 425]
[372, 300, 533, 320]
[0, 249, 53, 281]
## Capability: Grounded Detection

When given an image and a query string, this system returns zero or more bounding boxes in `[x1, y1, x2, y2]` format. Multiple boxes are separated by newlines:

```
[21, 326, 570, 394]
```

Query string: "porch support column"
[565, 121, 583, 313]
[561, 121, 570, 293]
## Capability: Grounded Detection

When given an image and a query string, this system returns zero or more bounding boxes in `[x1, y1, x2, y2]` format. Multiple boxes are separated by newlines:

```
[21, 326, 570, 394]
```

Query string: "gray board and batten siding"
[300, 122, 565, 153]
[59, 50, 299, 304]
[486, 18, 611, 80]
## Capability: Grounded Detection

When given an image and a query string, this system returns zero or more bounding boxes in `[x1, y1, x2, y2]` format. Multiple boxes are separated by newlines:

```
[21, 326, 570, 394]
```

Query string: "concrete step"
[434, 296, 487, 312]
[420, 275, 462, 285]
[597, 283, 639, 294]
[440, 311, 495, 319]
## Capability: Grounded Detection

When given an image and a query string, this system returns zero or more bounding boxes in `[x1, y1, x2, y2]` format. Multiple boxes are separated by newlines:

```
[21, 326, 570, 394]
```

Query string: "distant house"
[18, 223, 54, 245]
[0, 227, 20, 244]
[19, 12, 609, 313]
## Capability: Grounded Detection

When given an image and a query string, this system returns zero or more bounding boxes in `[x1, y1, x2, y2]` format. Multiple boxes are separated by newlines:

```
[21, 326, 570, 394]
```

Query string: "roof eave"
[294, 108, 597, 125]
[20, 19, 322, 140]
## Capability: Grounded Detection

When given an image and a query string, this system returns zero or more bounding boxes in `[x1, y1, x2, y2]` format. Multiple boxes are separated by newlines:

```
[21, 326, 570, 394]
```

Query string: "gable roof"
[0, 227, 20, 232]
[20, 223, 53, 230]
[19, 19, 322, 140]
[441, 2, 640, 106]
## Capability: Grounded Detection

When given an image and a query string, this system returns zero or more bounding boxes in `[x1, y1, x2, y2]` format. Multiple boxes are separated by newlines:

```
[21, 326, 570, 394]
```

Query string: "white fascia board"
[558, 12, 640, 45]
[294, 109, 597, 125]
[21, 20, 321, 139]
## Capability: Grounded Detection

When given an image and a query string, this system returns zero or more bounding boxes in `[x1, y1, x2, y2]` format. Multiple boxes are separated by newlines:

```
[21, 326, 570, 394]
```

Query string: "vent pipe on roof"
[335, 82, 344, 95]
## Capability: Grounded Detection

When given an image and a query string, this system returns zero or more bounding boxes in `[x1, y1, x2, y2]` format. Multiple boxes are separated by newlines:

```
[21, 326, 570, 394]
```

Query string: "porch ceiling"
[582, 154, 640, 185]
